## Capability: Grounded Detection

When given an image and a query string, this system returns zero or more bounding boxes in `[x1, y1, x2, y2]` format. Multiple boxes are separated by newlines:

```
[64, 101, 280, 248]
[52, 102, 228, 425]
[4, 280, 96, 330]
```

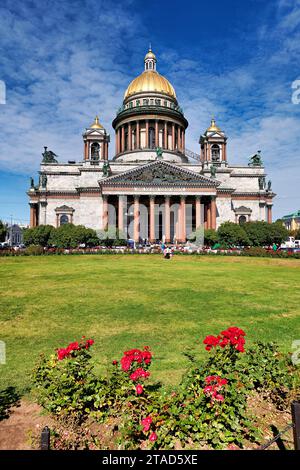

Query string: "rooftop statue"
[102, 161, 111, 177]
[30, 177, 35, 189]
[155, 147, 163, 159]
[267, 180, 272, 191]
[41, 174, 47, 188]
[42, 146, 58, 163]
[249, 150, 263, 167]
[258, 176, 266, 190]
[210, 164, 216, 178]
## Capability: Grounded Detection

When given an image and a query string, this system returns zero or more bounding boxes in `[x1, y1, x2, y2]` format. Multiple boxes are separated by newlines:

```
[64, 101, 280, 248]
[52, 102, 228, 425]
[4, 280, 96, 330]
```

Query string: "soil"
[0, 394, 295, 450]
[0, 400, 54, 450]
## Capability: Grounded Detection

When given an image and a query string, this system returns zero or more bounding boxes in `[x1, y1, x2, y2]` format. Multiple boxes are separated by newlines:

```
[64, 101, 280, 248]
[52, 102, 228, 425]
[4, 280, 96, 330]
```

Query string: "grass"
[0, 254, 299, 393]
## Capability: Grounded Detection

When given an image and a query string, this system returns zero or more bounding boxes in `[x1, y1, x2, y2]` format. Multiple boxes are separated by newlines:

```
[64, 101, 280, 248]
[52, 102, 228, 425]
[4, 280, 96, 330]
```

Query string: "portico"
[99, 160, 219, 243]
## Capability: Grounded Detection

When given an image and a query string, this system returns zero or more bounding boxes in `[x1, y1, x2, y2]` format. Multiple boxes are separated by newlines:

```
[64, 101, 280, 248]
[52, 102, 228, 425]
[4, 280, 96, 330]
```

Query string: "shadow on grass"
[0, 386, 21, 421]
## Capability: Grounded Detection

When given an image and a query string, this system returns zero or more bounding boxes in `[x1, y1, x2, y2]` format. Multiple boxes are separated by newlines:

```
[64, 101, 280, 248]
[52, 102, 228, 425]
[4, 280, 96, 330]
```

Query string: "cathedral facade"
[28, 48, 275, 243]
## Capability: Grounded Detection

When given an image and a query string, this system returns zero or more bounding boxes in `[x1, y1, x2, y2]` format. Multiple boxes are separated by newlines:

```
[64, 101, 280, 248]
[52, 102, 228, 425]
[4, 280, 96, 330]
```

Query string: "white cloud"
[0, 0, 299, 221]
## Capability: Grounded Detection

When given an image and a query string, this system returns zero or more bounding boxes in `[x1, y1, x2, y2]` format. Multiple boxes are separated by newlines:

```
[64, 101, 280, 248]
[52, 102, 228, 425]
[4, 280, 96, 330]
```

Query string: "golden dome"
[124, 71, 176, 99]
[90, 116, 103, 129]
[207, 118, 221, 132]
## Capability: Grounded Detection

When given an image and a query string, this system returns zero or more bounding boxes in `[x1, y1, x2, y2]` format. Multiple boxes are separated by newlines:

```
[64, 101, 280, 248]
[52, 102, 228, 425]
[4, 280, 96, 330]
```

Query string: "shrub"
[0, 220, 7, 243]
[32, 337, 109, 423]
[242, 246, 268, 257]
[204, 229, 218, 247]
[48, 224, 99, 248]
[217, 222, 251, 247]
[23, 225, 54, 247]
[24, 244, 44, 256]
[32, 327, 299, 450]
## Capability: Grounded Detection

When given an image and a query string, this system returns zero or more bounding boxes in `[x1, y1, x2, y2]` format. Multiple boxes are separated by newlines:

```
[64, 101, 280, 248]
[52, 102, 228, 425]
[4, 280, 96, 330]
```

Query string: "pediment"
[208, 132, 224, 138]
[100, 160, 219, 187]
[234, 206, 252, 214]
[85, 129, 104, 136]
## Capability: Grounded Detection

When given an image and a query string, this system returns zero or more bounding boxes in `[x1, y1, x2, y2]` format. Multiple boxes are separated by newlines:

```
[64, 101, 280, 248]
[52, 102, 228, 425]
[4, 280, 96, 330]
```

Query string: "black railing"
[41, 401, 300, 450]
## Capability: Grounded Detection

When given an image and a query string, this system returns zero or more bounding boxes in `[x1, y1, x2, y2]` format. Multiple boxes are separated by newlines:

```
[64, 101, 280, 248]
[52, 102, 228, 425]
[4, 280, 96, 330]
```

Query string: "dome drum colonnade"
[112, 48, 188, 160]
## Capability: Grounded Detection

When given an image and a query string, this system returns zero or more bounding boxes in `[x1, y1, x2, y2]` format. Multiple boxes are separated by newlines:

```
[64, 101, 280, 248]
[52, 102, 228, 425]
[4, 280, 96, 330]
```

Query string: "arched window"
[149, 126, 155, 149]
[91, 143, 100, 160]
[239, 215, 247, 225]
[60, 214, 69, 225]
[211, 144, 220, 162]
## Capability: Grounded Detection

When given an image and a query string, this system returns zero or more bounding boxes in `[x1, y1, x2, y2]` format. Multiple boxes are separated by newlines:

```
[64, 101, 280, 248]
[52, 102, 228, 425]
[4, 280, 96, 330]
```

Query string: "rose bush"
[32, 326, 299, 449]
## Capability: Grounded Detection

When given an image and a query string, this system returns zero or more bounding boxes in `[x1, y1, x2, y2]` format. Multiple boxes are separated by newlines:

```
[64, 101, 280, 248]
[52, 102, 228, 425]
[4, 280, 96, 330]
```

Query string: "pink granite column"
[211, 196, 216, 230]
[195, 196, 201, 229]
[267, 204, 272, 224]
[134, 195, 140, 242]
[149, 196, 155, 242]
[165, 196, 171, 243]
[180, 196, 186, 242]
[102, 195, 108, 231]
[118, 196, 124, 234]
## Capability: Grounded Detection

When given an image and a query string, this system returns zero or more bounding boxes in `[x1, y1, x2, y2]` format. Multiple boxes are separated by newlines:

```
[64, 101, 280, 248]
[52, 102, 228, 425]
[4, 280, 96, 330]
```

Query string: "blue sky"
[0, 0, 299, 224]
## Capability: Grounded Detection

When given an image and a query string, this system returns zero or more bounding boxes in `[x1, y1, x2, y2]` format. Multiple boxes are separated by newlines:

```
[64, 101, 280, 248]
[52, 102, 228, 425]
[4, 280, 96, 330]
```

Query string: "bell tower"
[82, 116, 110, 161]
[199, 118, 227, 165]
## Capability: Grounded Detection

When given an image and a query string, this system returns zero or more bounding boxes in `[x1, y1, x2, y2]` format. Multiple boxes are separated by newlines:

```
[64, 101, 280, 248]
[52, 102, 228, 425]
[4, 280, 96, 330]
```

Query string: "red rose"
[136, 384, 143, 395]
[141, 416, 152, 432]
[149, 432, 157, 442]
[215, 394, 224, 402]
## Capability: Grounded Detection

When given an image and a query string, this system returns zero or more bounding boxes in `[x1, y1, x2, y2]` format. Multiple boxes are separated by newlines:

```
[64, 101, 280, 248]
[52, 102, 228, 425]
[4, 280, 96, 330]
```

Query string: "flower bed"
[32, 327, 300, 450]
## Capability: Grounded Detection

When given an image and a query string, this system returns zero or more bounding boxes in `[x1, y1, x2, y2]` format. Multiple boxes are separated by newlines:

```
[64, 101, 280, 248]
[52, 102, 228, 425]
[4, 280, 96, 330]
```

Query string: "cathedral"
[28, 48, 275, 243]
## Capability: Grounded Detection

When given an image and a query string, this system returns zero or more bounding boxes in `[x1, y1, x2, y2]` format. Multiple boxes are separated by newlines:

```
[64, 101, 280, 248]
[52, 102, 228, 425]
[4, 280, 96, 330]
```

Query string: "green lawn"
[0, 254, 299, 393]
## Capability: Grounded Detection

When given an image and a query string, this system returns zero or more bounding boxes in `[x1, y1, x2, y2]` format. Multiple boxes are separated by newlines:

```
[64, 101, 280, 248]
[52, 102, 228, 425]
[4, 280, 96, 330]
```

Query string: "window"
[164, 100, 168, 107]
[211, 144, 220, 162]
[155, 99, 161, 106]
[60, 214, 69, 225]
[239, 215, 247, 225]
[143, 99, 149, 106]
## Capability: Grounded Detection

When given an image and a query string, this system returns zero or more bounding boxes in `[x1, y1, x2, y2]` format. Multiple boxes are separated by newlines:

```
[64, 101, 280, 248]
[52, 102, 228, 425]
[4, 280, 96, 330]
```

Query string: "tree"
[0, 220, 7, 242]
[23, 225, 54, 247]
[265, 222, 289, 245]
[217, 222, 250, 247]
[204, 229, 219, 247]
[243, 221, 269, 246]
[48, 224, 99, 248]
